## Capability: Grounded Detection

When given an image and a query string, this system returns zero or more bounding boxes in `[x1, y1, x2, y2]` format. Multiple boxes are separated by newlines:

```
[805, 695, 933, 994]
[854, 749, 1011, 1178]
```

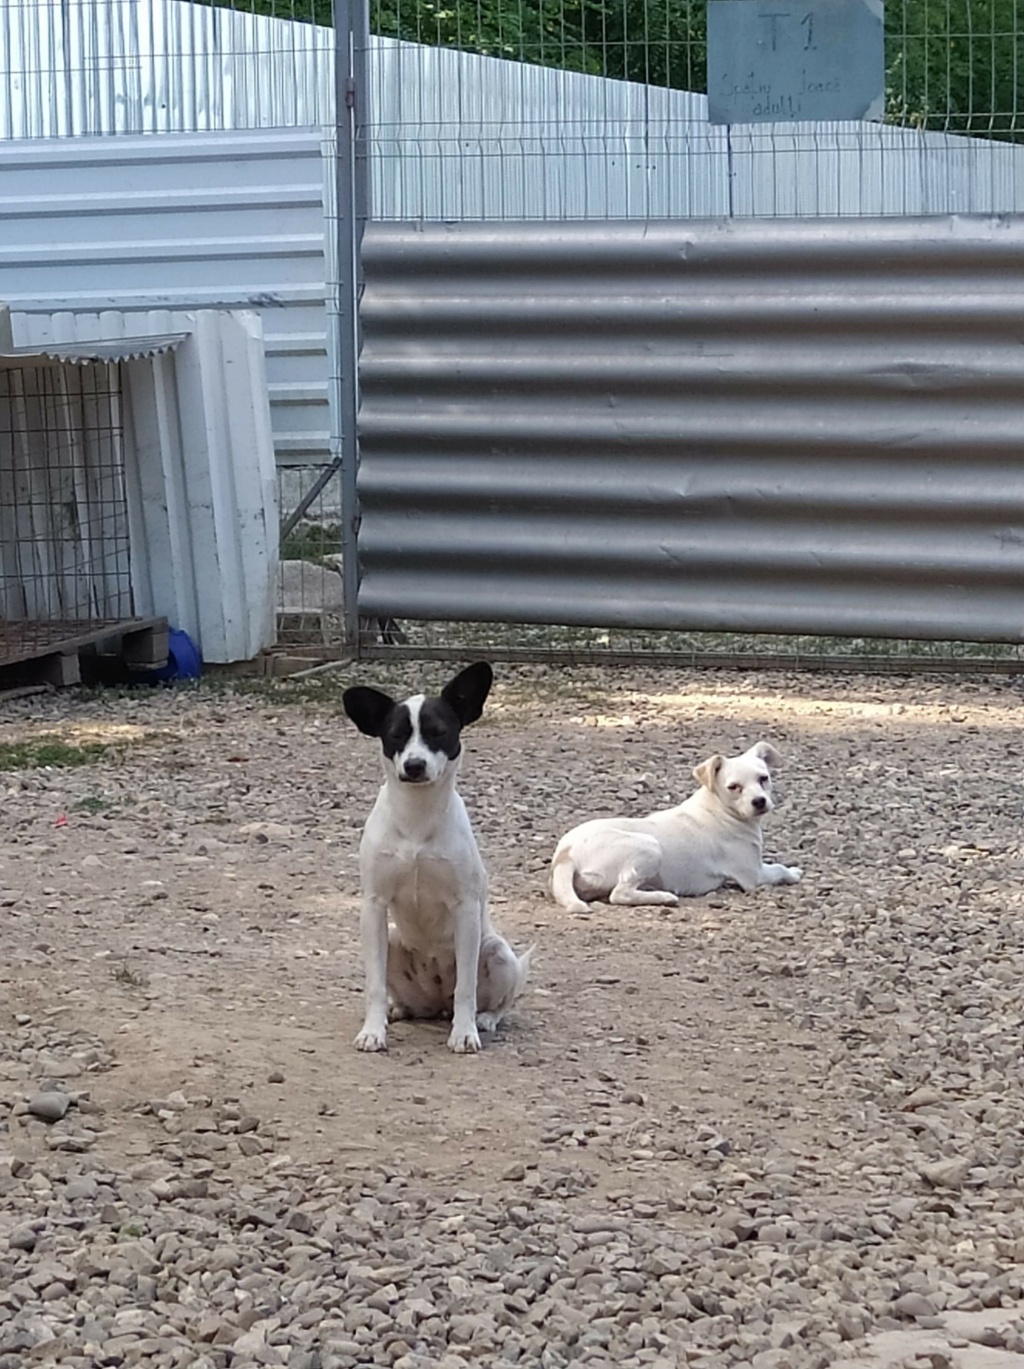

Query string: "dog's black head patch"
[414, 695, 464, 761]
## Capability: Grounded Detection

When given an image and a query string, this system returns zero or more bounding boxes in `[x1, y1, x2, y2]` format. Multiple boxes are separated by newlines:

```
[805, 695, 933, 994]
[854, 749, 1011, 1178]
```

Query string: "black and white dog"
[342, 662, 532, 1053]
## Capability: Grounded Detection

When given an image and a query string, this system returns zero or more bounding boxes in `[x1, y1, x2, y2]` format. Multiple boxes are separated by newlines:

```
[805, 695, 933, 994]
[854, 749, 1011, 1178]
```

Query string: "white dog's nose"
[752, 794, 768, 812]
[402, 758, 427, 781]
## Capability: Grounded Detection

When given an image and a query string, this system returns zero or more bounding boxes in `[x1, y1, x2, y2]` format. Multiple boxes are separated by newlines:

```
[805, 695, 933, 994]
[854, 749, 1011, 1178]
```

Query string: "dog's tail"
[550, 842, 591, 914]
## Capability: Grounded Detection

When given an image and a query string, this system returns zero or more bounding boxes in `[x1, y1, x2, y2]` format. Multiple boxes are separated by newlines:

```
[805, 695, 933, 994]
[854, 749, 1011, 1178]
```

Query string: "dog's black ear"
[343, 686, 396, 738]
[693, 754, 724, 790]
[441, 661, 493, 727]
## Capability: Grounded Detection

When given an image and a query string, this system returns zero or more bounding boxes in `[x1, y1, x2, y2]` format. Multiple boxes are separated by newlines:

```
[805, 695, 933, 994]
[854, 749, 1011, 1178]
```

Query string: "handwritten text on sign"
[707, 0, 885, 125]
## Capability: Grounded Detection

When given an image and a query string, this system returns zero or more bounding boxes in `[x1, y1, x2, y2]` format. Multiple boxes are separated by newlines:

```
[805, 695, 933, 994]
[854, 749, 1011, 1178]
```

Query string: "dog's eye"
[727, 782, 742, 793]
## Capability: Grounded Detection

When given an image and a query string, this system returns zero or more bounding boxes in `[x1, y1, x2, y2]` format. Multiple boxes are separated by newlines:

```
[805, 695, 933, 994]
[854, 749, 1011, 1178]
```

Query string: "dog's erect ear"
[343, 686, 396, 738]
[441, 661, 494, 727]
[754, 741, 781, 769]
[693, 754, 724, 790]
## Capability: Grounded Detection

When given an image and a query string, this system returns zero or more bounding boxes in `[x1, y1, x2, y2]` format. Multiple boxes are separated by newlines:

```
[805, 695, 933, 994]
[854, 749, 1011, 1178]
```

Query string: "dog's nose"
[752, 795, 768, 812]
[402, 758, 427, 781]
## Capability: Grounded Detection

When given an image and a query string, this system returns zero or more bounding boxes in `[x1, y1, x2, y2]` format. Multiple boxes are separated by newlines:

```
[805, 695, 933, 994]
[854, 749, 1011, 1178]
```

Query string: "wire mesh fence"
[275, 462, 345, 645]
[10, 0, 1022, 146]
[354, 622, 1024, 673]
[0, 359, 135, 667]
[7, 2, 1024, 218]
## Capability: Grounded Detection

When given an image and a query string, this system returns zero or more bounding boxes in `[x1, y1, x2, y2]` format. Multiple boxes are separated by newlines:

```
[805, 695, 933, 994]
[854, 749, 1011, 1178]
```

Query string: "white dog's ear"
[693, 754, 724, 789]
[343, 686, 395, 738]
[441, 661, 493, 727]
[754, 741, 781, 769]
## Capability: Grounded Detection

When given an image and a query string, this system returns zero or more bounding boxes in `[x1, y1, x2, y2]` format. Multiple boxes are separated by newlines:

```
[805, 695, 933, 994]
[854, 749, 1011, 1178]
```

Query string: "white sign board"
[707, 0, 886, 125]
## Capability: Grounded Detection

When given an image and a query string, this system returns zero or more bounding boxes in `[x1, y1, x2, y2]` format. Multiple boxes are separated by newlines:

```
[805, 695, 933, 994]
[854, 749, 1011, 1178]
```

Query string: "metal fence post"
[331, 0, 369, 654]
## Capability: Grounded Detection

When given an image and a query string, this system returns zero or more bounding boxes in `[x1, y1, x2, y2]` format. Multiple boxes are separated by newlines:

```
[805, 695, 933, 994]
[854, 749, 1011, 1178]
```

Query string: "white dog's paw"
[785, 866, 803, 884]
[476, 1011, 502, 1033]
[354, 1026, 388, 1052]
[448, 1023, 482, 1054]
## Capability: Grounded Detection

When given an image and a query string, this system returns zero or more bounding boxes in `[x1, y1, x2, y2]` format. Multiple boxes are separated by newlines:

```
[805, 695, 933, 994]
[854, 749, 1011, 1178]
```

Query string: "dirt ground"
[3, 661, 1024, 1367]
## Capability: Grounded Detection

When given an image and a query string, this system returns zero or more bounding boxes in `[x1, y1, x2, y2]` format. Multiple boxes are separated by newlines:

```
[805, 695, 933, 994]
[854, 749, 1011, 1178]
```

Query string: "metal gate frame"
[330, 0, 369, 652]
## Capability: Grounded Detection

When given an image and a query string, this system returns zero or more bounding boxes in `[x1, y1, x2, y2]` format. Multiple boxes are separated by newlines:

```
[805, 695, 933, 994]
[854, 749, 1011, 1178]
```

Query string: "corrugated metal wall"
[0, 128, 330, 467]
[359, 217, 1024, 642]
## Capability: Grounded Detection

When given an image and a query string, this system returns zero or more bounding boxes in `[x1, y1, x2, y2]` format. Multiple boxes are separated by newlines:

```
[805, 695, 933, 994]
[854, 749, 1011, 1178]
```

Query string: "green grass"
[71, 795, 114, 815]
[112, 962, 148, 989]
[279, 522, 343, 563]
[0, 736, 114, 770]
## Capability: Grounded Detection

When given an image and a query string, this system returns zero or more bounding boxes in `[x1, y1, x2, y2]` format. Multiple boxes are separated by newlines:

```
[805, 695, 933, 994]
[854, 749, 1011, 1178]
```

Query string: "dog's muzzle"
[400, 759, 428, 782]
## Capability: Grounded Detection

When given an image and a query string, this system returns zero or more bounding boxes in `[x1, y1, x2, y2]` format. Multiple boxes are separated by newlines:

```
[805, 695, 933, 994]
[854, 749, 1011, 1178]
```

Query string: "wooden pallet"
[0, 617, 170, 688]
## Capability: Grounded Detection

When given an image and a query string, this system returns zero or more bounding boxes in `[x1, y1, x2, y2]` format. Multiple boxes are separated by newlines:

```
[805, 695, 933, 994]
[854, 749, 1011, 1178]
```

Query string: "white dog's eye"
[727, 782, 742, 793]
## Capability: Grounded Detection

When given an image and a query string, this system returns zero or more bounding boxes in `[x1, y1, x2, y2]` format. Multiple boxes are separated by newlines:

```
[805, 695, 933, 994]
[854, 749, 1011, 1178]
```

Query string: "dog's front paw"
[354, 1025, 388, 1052]
[448, 1023, 481, 1054]
[785, 866, 803, 884]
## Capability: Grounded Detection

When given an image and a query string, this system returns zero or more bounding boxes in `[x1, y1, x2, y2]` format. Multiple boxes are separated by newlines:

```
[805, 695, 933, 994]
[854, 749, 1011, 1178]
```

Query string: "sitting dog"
[342, 661, 532, 1053]
[550, 741, 802, 912]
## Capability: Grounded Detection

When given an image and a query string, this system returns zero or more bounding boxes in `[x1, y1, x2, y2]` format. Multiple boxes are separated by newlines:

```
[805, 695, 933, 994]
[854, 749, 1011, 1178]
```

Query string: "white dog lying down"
[343, 661, 532, 1054]
[550, 741, 802, 912]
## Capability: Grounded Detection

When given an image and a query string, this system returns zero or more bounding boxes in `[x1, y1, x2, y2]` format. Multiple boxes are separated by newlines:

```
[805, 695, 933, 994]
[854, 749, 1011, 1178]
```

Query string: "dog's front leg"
[758, 861, 803, 887]
[354, 893, 390, 1052]
[448, 904, 482, 1054]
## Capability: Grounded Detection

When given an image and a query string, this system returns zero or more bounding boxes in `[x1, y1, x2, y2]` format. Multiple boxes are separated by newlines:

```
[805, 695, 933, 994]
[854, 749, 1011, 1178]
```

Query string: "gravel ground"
[2, 662, 1024, 1369]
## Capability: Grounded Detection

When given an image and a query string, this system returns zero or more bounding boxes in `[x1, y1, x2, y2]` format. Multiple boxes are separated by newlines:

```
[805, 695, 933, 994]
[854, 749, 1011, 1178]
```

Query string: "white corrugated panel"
[118, 309, 279, 662]
[2, 0, 334, 136]
[9, 335, 188, 362]
[1, 128, 330, 467]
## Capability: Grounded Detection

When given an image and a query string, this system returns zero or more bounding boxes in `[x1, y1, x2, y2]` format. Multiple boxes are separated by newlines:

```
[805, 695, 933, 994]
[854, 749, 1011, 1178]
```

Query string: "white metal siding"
[118, 310, 278, 662]
[1, 128, 330, 467]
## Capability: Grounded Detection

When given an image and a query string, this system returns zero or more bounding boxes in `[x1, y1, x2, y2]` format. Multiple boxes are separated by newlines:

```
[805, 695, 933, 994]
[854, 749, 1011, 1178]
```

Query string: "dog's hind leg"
[476, 934, 532, 1032]
[609, 877, 678, 907]
[607, 841, 678, 908]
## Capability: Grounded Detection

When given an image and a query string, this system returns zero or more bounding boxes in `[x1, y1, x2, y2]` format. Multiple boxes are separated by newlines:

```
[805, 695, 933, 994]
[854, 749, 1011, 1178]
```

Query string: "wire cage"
[0, 357, 136, 670]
